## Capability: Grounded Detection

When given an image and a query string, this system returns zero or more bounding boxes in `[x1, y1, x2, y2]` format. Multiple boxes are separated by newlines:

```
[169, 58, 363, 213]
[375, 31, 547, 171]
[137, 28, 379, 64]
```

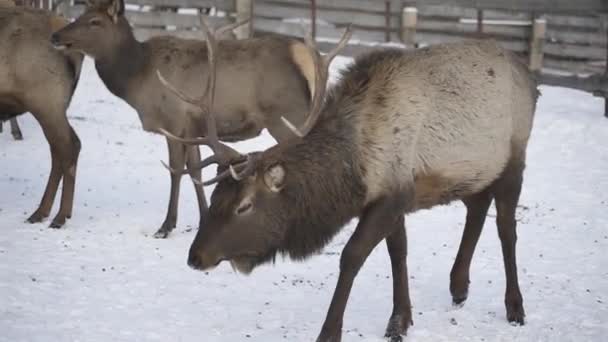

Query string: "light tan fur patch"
[289, 41, 315, 99]
[49, 15, 69, 32]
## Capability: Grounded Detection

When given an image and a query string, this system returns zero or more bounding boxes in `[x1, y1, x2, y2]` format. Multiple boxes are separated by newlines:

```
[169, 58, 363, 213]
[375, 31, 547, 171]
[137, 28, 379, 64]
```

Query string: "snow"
[1, 56, 607, 342]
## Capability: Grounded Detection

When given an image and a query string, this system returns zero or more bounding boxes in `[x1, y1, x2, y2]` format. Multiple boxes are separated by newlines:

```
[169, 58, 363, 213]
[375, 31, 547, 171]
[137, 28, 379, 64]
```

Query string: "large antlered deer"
[161, 22, 539, 341]
[1, 3, 83, 228]
[51, 0, 317, 238]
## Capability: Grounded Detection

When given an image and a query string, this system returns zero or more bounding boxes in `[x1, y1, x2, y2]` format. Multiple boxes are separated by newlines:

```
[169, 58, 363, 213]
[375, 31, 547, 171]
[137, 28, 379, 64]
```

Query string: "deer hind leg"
[449, 190, 493, 305]
[317, 193, 409, 342]
[186, 146, 208, 228]
[384, 215, 413, 342]
[154, 139, 186, 238]
[493, 159, 526, 325]
[27, 111, 77, 228]
[10, 117, 23, 140]
[50, 125, 80, 228]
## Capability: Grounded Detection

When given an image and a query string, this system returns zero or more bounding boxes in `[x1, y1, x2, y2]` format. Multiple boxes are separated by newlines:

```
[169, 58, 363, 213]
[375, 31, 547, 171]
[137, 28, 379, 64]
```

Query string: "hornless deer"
[51, 0, 316, 238]
[1, 4, 83, 228]
[162, 25, 539, 341]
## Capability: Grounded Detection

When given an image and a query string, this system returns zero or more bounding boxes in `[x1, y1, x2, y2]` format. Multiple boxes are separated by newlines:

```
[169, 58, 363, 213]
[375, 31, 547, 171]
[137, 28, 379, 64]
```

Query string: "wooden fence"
[34, 0, 608, 116]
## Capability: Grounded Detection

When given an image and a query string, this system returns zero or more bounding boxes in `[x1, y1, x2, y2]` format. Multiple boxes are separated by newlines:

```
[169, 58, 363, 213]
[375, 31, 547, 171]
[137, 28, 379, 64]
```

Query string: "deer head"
[158, 21, 352, 273]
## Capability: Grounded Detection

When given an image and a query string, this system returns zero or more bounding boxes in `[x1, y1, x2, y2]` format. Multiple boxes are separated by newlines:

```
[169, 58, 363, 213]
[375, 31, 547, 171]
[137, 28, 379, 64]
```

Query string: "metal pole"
[477, 9, 483, 36]
[311, 0, 317, 40]
[385, 1, 391, 42]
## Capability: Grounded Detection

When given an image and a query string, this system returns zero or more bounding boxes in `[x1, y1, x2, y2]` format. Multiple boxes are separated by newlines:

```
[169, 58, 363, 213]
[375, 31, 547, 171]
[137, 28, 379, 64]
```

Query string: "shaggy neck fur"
[269, 95, 368, 260]
[94, 17, 145, 99]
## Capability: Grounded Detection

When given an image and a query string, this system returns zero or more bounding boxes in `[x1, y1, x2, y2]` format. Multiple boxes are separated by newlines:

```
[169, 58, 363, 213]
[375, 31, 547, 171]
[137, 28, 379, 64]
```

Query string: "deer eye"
[235, 200, 253, 216]
[89, 18, 102, 26]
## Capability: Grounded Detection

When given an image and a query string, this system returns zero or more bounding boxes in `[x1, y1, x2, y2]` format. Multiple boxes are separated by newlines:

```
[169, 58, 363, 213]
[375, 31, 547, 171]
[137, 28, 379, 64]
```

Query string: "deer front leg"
[154, 139, 186, 238]
[317, 194, 408, 342]
[384, 215, 413, 342]
[10, 117, 23, 140]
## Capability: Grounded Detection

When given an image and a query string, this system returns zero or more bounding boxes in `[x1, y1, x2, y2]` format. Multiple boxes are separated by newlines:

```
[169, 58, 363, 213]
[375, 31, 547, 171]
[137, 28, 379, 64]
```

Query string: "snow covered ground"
[1, 56, 607, 342]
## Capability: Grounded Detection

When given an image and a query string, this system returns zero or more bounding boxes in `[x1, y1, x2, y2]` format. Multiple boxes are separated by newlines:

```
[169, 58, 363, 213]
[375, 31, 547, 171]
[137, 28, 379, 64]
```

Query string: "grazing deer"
[1, 4, 83, 228]
[51, 0, 316, 238]
[162, 24, 539, 341]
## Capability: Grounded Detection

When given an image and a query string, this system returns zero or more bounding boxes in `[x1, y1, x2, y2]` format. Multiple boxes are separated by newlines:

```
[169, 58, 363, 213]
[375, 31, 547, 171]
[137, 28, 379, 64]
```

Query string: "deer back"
[338, 40, 537, 208]
[99, 34, 313, 141]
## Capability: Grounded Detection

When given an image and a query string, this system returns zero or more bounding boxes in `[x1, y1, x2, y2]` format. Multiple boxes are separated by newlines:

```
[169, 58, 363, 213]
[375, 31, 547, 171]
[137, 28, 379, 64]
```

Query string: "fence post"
[311, 0, 317, 40]
[235, 0, 253, 39]
[401, 7, 417, 47]
[528, 17, 547, 72]
[476, 9, 484, 35]
[384, 1, 391, 42]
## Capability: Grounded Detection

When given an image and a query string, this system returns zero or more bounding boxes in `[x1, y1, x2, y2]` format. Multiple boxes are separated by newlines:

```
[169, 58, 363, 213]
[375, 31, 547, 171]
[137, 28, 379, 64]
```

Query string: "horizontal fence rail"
[48, 0, 608, 115]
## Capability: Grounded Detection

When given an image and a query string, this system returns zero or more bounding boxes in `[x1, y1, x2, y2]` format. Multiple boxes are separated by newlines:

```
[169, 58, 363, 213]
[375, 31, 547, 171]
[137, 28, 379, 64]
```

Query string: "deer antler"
[281, 25, 353, 138]
[157, 16, 252, 184]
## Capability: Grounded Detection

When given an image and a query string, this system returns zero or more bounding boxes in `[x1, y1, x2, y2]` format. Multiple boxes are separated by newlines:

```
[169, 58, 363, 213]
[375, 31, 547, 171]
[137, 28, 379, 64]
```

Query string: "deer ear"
[107, 0, 124, 23]
[263, 164, 285, 193]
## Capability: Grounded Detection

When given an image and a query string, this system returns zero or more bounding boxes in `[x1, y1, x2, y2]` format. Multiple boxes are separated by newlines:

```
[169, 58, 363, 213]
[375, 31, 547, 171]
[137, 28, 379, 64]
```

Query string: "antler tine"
[216, 16, 252, 38]
[280, 25, 353, 138]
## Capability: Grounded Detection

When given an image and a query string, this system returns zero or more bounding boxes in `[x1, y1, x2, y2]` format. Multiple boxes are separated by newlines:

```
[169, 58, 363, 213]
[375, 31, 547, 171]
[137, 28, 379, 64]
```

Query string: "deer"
[50, 0, 317, 238]
[1, 3, 84, 228]
[160, 20, 539, 342]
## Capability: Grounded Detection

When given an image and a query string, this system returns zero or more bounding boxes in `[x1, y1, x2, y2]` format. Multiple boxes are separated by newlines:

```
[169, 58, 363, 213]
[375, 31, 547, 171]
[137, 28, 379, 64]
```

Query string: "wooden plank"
[125, 0, 235, 12]
[545, 14, 601, 29]
[414, 32, 529, 52]
[417, 18, 530, 39]
[134, 28, 203, 40]
[546, 29, 605, 47]
[253, 17, 387, 42]
[403, 0, 608, 14]
[63, 6, 233, 29]
[259, 0, 402, 15]
[539, 71, 607, 92]
[254, 2, 398, 30]
[544, 56, 605, 74]
[545, 41, 606, 60]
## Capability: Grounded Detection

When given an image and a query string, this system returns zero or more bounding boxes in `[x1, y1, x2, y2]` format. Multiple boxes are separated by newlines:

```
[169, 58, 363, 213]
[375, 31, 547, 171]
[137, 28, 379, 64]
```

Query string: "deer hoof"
[506, 294, 525, 325]
[384, 313, 412, 341]
[506, 306, 525, 326]
[26, 211, 47, 224]
[49, 216, 66, 229]
[153, 228, 171, 239]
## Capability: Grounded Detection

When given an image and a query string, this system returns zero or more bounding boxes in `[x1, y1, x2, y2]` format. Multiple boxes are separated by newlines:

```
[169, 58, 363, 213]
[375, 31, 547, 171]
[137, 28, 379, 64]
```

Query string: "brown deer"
[50, 0, 316, 238]
[1, 3, 83, 228]
[162, 24, 538, 341]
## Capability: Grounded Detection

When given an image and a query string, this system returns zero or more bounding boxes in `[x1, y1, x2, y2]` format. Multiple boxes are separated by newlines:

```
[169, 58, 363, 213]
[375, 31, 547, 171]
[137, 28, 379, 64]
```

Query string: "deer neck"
[276, 114, 367, 260]
[94, 19, 145, 100]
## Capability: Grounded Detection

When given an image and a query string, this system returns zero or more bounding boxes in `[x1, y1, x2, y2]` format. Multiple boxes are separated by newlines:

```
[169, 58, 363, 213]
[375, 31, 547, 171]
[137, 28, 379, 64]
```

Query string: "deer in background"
[162, 22, 538, 341]
[1, 3, 83, 227]
[51, 0, 317, 238]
